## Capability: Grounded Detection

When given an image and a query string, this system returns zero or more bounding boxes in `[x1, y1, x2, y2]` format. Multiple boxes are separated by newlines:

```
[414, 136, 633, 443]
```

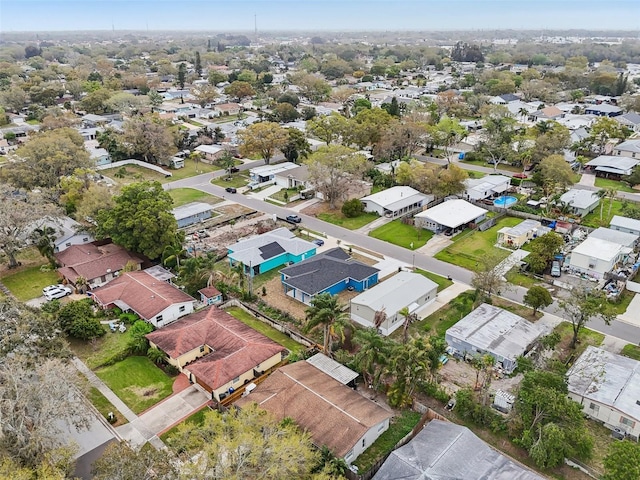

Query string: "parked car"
[229, 167, 240, 173]
[44, 285, 73, 301]
[197, 229, 209, 238]
[443, 228, 453, 236]
[286, 215, 302, 224]
[445, 398, 456, 411]
[43, 284, 63, 295]
[225, 187, 237, 193]
[512, 172, 528, 179]
[551, 261, 561, 277]
[312, 239, 324, 246]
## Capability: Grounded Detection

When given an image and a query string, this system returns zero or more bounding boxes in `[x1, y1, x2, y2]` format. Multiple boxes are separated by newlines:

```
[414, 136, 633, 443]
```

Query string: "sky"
[0, 0, 639, 32]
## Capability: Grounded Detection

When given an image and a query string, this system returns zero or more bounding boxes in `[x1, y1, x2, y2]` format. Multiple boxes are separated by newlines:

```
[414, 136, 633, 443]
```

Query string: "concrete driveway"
[417, 234, 453, 256]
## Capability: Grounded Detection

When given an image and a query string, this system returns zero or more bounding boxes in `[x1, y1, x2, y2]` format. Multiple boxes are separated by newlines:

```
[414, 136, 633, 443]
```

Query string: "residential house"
[373, 419, 544, 480]
[529, 106, 564, 121]
[305, 352, 359, 387]
[198, 286, 223, 306]
[34, 216, 95, 253]
[614, 112, 640, 133]
[172, 202, 213, 228]
[89, 146, 111, 166]
[497, 219, 549, 249]
[212, 102, 242, 116]
[610, 215, 640, 237]
[194, 144, 227, 163]
[280, 248, 380, 305]
[146, 307, 286, 401]
[273, 164, 310, 190]
[445, 303, 545, 374]
[613, 139, 640, 159]
[489, 93, 521, 105]
[227, 227, 317, 275]
[589, 227, 638, 248]
[414, 199, 488, 233]
[56, 242, 143, 289]
[236, 360, 392, 464]
[584, 104, 623, 117]
[360, 186, 431, 218]
[463, 175, 511, 201]
[584, 155, 639, 178]
[568, 236, 632, 278]
[567, 346, 640, 441]
[558, 188, 600, 217]
[90, 271, 194, 328]
[248, 162, 298, 186]
[350, 272, 438, 336]
[81, 114, 110, 127]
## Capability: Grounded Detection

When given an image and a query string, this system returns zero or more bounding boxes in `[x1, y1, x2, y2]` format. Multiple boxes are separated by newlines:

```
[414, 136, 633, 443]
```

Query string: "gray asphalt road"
[165, 171, 640, 344]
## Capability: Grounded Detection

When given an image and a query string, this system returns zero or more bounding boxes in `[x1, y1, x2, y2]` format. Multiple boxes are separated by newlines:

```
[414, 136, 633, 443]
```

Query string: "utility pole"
[254, 13, 257, 43]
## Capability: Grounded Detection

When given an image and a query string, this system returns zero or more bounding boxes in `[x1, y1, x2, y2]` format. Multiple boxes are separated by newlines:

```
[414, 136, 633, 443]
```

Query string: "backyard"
[317, 211, 379, 230]
[94, 356, 174, 414]
[434, 217, 522, 270]
[581, 199, 624, 228]
[369, 219, 433, 249]
[168, 188, 222, 207]
[224, 306, 306, 354]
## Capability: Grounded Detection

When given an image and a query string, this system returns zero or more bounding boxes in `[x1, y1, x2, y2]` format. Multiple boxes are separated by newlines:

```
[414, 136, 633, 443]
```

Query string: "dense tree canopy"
[238, 121, 288, 164]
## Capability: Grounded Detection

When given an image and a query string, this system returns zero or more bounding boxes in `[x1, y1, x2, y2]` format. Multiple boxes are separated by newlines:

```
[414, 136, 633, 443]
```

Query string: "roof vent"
[106, 269, 111, 273]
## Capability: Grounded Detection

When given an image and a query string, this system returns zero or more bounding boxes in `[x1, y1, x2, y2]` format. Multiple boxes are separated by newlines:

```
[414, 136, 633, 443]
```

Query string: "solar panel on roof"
[258, 242, 285, 260]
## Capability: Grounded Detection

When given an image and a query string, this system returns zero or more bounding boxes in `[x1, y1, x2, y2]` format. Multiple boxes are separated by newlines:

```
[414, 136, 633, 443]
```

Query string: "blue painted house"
[172, 202, 213, 229]
[198, 286, 223, 306]
[280, 248, 380, 305]
[227, 227, 317, 275]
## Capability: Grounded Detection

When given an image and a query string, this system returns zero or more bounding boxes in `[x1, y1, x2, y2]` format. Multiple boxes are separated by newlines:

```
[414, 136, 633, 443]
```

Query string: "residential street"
[165, 171, 640, 344]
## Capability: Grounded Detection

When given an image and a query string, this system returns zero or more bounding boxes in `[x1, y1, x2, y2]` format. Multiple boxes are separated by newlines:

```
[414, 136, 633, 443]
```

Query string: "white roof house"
[361, 186, 432, 218]
[195, 144, 224, 155]
[463, 175, 511, 201]
[589, 227, 638, 247]
[445, 303, 545, 374]
[569, 236, 632, 278]
[567, 346, 640, 441]
[610, 215, 640, 237]
[585, 155, 639, 176]
[249, 162, 298, 184]
[559, 188, 600, 217]
[414, 199, 487, 232]
[613, 139, 640, 158]
[350, 272, 438, 336]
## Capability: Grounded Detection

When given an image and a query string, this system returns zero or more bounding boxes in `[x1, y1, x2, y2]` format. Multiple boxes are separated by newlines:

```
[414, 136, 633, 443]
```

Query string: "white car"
[44, 285, 73, 301]
[42, 284, 63, 295]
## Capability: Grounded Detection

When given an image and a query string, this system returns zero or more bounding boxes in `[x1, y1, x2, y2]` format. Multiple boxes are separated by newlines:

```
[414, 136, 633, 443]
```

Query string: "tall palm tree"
[162, 242, 186, 269]
[596, 188, 608, 221]
[74, 275, 89, 294]
[353, 328, 391, 391]
[304, 293, 349, 357]
[605, 186, 617, 218]
[398, 306, 418, 344]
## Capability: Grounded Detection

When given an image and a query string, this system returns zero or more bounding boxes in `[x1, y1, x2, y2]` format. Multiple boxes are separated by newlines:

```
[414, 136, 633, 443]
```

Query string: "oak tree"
[238, 121, 288, 165]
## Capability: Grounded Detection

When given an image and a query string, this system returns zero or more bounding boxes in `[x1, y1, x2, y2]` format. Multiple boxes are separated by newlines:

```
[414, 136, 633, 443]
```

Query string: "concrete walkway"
[617, 292, 640, 328]
[355, 215, 394, 235]
[495, 249, 530, 278]
[416, 234, 452, 256]
[289, 197, 320, 212]
[578, 173, 596, 187]
[246, 184, 281, 200]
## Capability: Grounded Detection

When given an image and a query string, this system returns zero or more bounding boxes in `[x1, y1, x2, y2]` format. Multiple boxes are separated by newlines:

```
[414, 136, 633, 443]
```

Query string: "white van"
[551, 261, 561, 277]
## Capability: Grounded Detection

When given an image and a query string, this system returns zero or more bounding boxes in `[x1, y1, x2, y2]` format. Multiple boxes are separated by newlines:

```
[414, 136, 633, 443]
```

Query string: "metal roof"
[415, 199, 487, 229]
[589, 227, 638, 247]
[350, 272, 438, 314]
[559, 188, 600, 210]
[572, 236, 629, 262]
[306, 353, 358, 385]
[171, 202, 212, 220]
[611, 215, 640, 232]
[361, 186, 430, 210]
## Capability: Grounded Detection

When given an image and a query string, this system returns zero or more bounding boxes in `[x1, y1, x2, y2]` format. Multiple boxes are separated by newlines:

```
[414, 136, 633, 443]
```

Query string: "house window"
[362, 438, 366, 448]
[233, 376, 240, 383]
[156, 315, 163, 323]
[83, 237, 88, 242]
[179, 305, 186, 313]
[65, 242, 71, 247]
[378, 423, 385, 432]
[200, 346, 205, 353]
[621, 416, 636, 428]
[589, 402, 599, 415]
[345, 450, 353, 460]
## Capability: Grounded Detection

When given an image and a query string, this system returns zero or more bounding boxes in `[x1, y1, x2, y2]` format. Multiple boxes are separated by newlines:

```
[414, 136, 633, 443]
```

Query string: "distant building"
[584, 155, 639, 178]
[584, 104, 623, 117]
[613, 139, 640, 159]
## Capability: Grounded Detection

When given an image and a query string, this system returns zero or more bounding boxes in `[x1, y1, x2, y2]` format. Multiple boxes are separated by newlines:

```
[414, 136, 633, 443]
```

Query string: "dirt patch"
[301, 201, 336, 217]
[438, 359, 524, 397]
[126, 384, 163, 398]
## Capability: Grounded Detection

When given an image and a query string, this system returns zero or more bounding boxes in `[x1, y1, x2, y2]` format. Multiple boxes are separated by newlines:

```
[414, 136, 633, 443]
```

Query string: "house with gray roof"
[350, 272, 437, 336]
[280, 248, 379, 305]
[373, 419, 544, 480]
[171, 202, 213, 228]
[361, 186, 431, 218]
[445, 303, 545, 374]
[589, 227, 638, 248]
[610, 215, 640, 237]
[228, 227, 316, 275]
[463, 175, 511, 201]
[558, 188, 600, 217]
[584, 103, 623, 117]
[306, 352, 358, 387]
[567, 346, 640, 441]
[614, 112, 640, 133]
[585, 155, 639, 178]
[613, 139, 640, 159]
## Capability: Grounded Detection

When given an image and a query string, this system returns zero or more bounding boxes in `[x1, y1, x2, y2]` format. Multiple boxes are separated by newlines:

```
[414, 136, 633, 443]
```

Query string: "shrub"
[127, 320, 154, 354]
[419, 381, 449, 403]
[57, 299, 106, 341]
[341, 198, 365, 218]
[119, 312, 139, 325]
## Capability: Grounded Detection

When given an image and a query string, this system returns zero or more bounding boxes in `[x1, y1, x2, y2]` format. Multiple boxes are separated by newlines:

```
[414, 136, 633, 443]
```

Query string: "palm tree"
[373, 308, 387, 330]
[162, 242, 186, 269]
[385, 336, 432, 408]
[304, 293, 349, 357]
[218, 151, 237, 179]
[74, 275, 89, 294]
[398, 306, 418, 344]
[597, 188, 608, 221]
[605, 186, 617, 218]
[353, 328, 391, 391]
[147, 347, 168, 365]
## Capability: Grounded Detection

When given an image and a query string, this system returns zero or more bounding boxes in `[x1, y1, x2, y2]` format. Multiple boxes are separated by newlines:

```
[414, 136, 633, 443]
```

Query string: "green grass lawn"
[317, 211, 379, 230]
[160, 406, 210, 442]
[369, 220, 433, 249]
[608, 289, 634, 315]
[95, 356, 174, 414]
[168, 188, 221, 207]
[87, 386, 128, 426]
[0, 265, 60, 301]
[461, 159, 522, 172]
[505, 267, 539, 288]
[269, 188, 300, 203]
[165, 159, 222, 182]
[352, 410, 422, 473]
[225, 306, 305, 354]
[594, 177, 637, 193]
[211, 172, 250, 188]
[434, 217, 522, 270]
[414, 268, 453, 292]
[582, 199, 625, 228]
[621, 344, 640, 361]
[68, 327, 133, 370]
[553, 322, 604, 360]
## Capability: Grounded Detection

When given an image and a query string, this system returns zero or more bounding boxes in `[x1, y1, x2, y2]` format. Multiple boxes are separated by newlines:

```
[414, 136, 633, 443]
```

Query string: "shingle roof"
[614, 139, 640, 154]
[373, 420, 544, 480]
[146, 307, 285, 390]
[280, 248, 380, 295]
[90, 271, 194, 321]
[228, 227, 316, 266]
[236, 361, 391, 457]
[56, 243, 143, 283]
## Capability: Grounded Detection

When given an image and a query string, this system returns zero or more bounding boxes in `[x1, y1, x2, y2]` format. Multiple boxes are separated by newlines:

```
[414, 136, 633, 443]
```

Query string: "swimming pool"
[493, 195, 517, 207]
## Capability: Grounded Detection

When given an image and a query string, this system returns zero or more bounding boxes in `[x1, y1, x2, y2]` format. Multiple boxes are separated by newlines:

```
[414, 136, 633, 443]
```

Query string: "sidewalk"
[495, 249, 530, 278]
[415, 281, 471, 319]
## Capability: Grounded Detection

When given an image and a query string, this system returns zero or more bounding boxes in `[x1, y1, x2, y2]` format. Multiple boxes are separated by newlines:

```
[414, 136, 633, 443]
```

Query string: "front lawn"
[164, 158, 222, 182]
[0, 265, 60, 301]
[581, 199, 624, 228]
[504, 267, 540, 288]
[552, 322, 604, 362]
[211, 172, 250, 188]
[95, 356, 174, 414]
[461, 158, 522, 172]
[88, 386, 127, 427]
[225, 306, 305, 354]
[594, 177, 637, 193]
[68, 327, 133, 370]
[414, 268, 453, 292]
[270, 188, 300, 203]
[352, 410, 422, 473]
[317, 211, 379, 230]
[369, 220, 433, 249]
[434, 217, 522, 270]
[608, 289, 634, 315]
[168, 188, 221, 207]
[621, 343, 640, 361]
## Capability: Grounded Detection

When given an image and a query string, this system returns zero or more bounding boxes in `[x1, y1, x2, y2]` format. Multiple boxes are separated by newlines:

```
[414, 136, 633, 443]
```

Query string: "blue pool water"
[494, 195, 517, 207]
